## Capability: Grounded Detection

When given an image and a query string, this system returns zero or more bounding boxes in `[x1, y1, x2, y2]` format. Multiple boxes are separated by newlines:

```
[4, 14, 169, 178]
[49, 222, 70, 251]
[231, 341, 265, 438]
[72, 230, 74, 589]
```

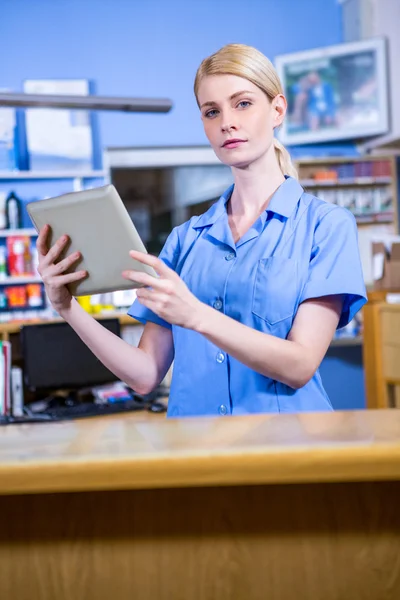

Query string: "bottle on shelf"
[5, 191, 22, 229]
[23, 237, 33, 275]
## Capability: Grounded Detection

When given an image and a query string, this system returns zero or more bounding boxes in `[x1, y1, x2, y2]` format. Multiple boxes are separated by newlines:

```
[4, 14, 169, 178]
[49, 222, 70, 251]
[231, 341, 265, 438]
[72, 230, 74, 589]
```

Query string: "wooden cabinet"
[363, 291, 400, 408]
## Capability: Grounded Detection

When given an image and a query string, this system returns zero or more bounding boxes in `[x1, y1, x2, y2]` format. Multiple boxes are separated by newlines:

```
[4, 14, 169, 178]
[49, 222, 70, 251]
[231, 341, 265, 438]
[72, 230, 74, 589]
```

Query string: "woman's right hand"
[36, 224, 87, 314]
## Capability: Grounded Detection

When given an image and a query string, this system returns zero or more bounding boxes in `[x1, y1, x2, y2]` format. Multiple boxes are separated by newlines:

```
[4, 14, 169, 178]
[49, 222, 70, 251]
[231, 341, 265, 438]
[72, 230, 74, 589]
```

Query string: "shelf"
[0, 228, 37, 237]
[295, 155, 395, 165]
[355, 213, 394, 224]
[330, 336, 363, 347]
[0, 275, 41, 284]
[0, 170, 106, 180]
[0, 312, 136, 335]
[300, 177, 392, 187]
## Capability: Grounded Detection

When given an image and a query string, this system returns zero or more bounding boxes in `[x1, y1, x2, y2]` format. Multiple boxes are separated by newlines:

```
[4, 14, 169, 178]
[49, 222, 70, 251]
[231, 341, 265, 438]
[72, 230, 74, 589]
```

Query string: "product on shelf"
[26, 283, 43, 307]
[5, 285, 27, 308]
[371, 160, 392, 178]
[6, 235, 35, 276]
[23, 237, 33, 274]
[31, 246, 39, 274]
[0, 282, 44, 312]
[301, 159, 392, 184]
[0, 245, 6, 279]
[314, 169, 338, 182]
[314, 185, 393, 221]
[76, 289, 137, 314]
[0, 290, 6, 309]
[296, 158, 398, 264]
[5, 191, 22, 229]
[7, 237, 24, 275]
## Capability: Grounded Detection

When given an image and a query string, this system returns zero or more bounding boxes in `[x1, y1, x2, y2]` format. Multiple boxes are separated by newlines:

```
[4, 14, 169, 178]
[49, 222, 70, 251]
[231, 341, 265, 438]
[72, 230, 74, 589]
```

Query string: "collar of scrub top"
[192, 176, 304, 248]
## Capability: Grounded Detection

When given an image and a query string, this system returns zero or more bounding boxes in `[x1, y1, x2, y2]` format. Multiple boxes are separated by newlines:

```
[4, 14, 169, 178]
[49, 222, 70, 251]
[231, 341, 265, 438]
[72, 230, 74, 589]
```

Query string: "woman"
[37, 44, 367, 417]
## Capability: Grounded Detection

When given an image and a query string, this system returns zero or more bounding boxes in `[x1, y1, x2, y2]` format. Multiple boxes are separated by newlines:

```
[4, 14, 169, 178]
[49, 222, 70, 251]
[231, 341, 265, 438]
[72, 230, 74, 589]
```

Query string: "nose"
[221, 110, 238, 133]
[221, 121, 238, 133]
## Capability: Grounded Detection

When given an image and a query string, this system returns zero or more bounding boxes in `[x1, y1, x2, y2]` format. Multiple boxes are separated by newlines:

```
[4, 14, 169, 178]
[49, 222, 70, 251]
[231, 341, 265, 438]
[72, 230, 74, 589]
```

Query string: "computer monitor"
[21, 318, 121, 391]
[107, 145, 232, 255]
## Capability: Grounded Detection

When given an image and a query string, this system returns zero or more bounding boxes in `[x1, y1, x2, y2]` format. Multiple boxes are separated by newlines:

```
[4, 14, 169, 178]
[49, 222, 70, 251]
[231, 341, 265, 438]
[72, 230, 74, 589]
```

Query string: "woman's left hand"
[122, 250, 205, 329]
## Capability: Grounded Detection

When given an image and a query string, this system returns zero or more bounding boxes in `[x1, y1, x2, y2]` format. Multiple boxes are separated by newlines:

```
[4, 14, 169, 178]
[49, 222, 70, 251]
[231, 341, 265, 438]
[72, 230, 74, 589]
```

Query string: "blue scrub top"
[128, 176, 367, 417]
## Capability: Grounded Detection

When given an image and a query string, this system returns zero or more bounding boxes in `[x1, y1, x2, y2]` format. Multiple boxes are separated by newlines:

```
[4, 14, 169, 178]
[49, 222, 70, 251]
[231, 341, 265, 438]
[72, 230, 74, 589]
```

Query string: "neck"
[228, 144, 285, 218]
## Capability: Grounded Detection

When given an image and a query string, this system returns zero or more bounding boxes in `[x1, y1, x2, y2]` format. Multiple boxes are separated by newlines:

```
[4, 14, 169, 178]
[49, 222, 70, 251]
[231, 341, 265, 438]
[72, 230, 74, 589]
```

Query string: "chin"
[228, 158, 253, 169]
[220, 150, 260, 170]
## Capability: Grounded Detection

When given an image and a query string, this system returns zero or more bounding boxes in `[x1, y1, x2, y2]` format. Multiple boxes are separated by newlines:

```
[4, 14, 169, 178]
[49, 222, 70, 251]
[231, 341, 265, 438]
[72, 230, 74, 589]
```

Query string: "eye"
[237, 100, 252, 109]
[204, 108, 219, 119]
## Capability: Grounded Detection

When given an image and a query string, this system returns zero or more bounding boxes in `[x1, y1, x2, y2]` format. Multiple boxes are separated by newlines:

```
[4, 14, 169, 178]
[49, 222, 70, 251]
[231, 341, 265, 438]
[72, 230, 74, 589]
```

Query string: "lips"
[222, 139, 247, 148]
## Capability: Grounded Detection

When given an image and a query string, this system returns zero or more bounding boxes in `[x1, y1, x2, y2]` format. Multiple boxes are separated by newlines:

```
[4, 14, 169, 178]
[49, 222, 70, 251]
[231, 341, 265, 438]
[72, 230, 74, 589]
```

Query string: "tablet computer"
[27, 184, 157, 297]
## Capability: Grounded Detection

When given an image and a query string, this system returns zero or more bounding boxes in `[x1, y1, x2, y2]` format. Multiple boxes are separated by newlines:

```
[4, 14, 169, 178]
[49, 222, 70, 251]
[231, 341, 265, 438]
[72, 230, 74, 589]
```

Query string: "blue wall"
[2, 0, 365, 410]
[1, 0, 342, 148]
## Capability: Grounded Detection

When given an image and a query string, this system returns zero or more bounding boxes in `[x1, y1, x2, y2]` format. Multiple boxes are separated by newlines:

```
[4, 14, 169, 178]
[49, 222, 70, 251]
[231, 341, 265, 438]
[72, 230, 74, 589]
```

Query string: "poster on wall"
[23, 79, 95, 171]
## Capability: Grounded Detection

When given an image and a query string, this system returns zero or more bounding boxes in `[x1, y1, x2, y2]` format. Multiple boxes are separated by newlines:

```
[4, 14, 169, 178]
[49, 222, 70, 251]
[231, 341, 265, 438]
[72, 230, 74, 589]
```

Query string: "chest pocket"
[252, 257, 299, 326]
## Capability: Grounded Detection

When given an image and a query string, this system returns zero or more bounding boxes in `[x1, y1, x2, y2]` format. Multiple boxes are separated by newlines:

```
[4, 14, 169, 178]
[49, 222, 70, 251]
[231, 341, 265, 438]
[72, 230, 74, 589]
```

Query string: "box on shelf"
[372, 239, 400, 290]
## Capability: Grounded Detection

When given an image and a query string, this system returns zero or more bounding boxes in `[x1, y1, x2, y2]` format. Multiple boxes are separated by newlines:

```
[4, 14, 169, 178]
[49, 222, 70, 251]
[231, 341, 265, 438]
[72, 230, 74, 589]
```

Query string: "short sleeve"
[299, 207, 367, 329]
[127, 227, 181, 330]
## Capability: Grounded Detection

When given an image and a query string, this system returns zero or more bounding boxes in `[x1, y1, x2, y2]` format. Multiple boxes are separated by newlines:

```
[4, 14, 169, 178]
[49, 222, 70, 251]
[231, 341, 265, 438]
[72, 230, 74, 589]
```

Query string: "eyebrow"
[200, 90, 255, 109]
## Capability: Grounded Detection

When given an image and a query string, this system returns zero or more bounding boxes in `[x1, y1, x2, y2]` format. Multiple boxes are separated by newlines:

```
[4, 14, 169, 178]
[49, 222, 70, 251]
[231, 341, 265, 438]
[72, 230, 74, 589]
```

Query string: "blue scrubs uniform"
[128, 176, 367, 417]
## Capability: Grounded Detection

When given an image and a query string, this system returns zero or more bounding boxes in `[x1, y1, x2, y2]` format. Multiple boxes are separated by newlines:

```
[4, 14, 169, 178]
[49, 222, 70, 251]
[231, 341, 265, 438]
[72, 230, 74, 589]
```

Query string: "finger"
[129, 250, 175, 278]
[36, 224, 51, 256]
[44, 251, 82, 277]
[122, 269, 169, 289]
[136, 287, 155, 301]
[136, 287, 160, 303]
[136, 291, 172, 314]
[46, 270, 87, 287]
[41, 234, 70, 268]
[135, 294, 160, 315]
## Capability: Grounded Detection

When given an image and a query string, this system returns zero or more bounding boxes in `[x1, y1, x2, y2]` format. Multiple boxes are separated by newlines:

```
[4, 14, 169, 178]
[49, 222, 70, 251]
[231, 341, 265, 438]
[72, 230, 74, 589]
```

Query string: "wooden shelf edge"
[0, 313, 138, 335]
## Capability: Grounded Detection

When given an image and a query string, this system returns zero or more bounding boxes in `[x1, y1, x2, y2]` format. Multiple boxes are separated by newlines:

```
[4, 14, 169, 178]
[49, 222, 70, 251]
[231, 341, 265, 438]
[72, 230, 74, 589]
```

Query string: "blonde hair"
[194, 43, 298, 179]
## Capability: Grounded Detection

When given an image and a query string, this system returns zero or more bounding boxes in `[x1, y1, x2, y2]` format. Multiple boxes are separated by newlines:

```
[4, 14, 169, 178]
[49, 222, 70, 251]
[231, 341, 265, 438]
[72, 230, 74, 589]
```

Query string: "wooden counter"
[0, 409, 400, 599]
[1, 408, 400, 494]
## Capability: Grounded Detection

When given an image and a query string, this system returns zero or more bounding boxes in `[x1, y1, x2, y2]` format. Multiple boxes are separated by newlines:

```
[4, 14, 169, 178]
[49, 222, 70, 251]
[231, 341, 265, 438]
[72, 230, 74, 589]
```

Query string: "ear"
[272, 94, 287, 128]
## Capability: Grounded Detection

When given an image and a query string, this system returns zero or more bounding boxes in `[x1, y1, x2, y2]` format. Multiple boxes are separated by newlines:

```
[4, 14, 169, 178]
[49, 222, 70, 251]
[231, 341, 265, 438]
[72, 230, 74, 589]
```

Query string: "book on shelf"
[0, 340, 11, 416]
[0, 341, 24, 417]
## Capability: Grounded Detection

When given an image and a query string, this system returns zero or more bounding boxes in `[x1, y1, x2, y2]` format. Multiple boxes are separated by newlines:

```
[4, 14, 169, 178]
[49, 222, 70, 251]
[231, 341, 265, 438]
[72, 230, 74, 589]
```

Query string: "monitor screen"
[275, 38, 389, 145]
[21, 318, 121, 390]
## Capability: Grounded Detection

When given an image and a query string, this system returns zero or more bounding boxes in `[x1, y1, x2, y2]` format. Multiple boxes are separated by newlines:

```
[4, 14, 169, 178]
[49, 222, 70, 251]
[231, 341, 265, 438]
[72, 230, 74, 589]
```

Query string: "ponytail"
[273, 138, 298, 179]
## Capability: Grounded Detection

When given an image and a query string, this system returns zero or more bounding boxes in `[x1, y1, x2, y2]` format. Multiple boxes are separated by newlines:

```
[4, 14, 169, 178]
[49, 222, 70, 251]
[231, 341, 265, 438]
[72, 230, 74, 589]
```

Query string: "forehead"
[197, 74, 261, 104]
